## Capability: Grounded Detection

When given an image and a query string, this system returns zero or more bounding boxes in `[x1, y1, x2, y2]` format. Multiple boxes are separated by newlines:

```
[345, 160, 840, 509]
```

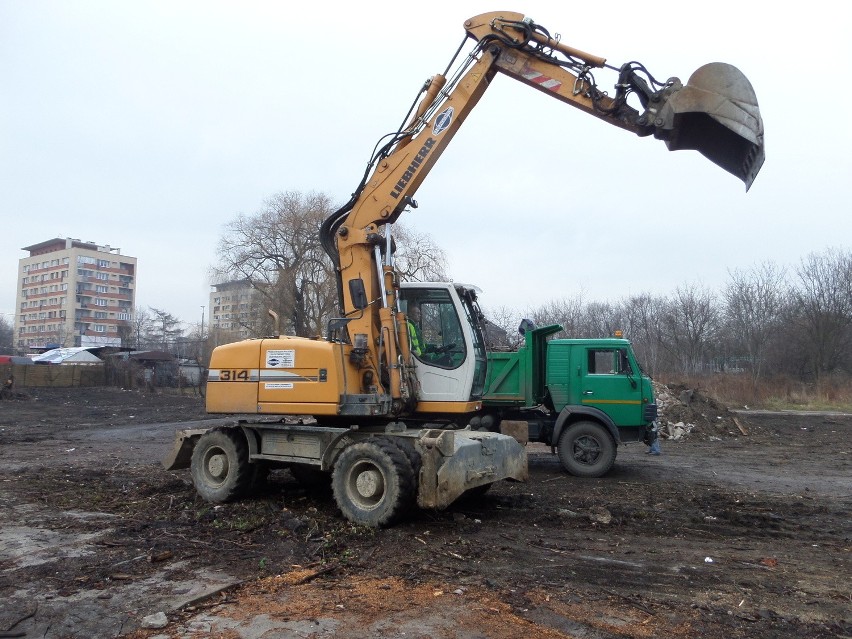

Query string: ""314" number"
[220, 369, 250, 381]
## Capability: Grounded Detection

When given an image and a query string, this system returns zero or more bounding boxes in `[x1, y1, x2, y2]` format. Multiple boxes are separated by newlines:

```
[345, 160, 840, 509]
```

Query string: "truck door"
[580, 347, 644, 426]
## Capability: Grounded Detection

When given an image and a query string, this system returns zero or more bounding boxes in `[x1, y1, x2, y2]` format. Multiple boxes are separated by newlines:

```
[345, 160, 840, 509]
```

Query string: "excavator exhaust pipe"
[656, 63, 764, 190]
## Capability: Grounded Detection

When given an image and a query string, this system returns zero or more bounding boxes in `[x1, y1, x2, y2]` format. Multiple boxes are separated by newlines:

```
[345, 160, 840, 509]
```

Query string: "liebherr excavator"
[165, 11, 764, 526]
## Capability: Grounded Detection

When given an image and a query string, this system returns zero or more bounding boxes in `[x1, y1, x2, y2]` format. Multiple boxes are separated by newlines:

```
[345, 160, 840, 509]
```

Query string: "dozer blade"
[657, 63, 764, 190]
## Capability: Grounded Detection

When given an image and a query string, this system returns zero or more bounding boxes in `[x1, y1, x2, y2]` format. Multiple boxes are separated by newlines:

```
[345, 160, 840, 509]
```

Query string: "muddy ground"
[0, 387, 849, 639]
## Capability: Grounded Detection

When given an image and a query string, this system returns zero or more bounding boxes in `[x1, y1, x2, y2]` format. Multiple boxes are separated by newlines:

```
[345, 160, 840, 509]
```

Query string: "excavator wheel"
[387, 437, 422, 481]
[557, 421, 616, 478]
[332, 438, 416, 527]
[190, 428, 253, 502]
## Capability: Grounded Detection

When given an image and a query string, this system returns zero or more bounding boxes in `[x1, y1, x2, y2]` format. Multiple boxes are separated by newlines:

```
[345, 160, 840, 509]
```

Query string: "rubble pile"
[654, 382, 742, 441]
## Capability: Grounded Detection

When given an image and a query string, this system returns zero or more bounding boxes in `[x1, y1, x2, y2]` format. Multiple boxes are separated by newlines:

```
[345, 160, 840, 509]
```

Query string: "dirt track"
[0, 387, 849, 638]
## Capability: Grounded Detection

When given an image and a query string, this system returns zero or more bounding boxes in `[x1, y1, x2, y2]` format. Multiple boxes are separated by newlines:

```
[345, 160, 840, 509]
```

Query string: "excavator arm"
[320, 10, 764, 414]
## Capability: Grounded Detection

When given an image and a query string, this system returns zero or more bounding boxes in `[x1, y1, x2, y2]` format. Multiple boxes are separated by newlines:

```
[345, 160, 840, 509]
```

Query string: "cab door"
[399, 284, 480, 403]
[580, 346, 644, 426]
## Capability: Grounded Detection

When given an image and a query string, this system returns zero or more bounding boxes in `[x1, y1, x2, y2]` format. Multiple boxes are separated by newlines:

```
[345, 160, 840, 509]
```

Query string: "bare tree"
[147, 307, 184, 351]
[660, 283, 719, 374]
[579, 301, 624, 339]
[390, 224, 449, 282]
[213, 192, 450, 338]
[214, 191, 339, 337]
[481, 305, 524, 350]
[786, 248, 852, 379]
[130, 307, 152, 349]
[530, 294, 585, 338]
[0, 316, 13, 355]
[617, 293, 667, 376]
[723, 261, 787, 388]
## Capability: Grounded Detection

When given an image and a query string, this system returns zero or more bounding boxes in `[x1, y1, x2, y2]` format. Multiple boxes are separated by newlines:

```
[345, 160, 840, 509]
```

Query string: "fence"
[2, 364, 106, 388]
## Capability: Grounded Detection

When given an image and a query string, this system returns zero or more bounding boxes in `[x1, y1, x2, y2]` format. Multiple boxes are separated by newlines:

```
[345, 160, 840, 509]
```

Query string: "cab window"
[588, 348, 632, 375]
[401, 289, 466, 370]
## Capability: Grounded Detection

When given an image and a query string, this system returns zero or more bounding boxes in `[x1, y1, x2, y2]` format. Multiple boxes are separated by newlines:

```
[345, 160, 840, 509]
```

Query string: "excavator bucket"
[657, 63, 764, 190]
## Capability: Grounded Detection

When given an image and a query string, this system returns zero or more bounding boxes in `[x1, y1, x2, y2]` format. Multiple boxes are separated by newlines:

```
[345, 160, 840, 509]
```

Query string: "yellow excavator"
[165, 11, 764, 526]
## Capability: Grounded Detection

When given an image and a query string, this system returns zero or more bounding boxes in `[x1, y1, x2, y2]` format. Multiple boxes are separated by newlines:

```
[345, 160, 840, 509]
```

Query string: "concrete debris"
[141, 612, 168, 629]
[654, 382, 740, 441]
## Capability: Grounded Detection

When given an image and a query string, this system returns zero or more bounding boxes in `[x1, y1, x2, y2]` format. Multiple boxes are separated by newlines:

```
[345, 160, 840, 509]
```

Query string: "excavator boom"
[461, 12, 764, 189]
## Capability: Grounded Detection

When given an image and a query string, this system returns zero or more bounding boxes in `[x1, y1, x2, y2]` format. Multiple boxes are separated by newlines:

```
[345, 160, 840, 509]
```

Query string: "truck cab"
[482, 323, 657, 477]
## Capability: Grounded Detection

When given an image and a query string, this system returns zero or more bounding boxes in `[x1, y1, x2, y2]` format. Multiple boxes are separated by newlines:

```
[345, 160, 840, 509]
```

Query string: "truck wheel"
[557, 421, 616, 478]
[332, 439, 415, 527]
[190, 429, 253, 503]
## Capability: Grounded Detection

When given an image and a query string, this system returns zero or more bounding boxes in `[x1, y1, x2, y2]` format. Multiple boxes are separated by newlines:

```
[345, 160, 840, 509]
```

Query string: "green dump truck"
[475, 323, 658, 477]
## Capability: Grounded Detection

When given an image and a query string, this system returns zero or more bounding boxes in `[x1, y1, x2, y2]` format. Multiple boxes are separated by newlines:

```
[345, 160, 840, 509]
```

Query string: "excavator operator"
[407, 304, 425, 357]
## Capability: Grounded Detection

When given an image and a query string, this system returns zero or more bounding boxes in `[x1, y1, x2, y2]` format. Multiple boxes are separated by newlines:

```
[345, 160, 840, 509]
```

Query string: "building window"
[95, 298, 107, 306]
[95, 325, 106, 333]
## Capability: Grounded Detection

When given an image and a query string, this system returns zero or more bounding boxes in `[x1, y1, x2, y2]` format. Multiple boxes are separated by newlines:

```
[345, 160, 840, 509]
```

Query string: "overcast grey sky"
[2, 1, 849, 330]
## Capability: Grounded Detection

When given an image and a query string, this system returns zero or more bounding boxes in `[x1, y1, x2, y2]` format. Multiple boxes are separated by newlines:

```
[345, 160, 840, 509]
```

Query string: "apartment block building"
[15, 238, 137, 351]
[209, 279, 260, 342]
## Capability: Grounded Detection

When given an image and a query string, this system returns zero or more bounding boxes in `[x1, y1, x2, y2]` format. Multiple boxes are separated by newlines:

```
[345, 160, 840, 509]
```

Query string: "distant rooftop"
[212, 279, 255, 291]
[22, 237, 122, 255]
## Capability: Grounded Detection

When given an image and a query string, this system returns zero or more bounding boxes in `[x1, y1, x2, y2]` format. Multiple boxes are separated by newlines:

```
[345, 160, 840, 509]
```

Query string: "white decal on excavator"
[266, 349, 295, 368]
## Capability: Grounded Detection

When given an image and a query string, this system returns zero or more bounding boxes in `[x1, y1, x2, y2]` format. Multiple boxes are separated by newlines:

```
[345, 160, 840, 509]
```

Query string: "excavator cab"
[654, 63, 764, 190]
[400, 282, 488, 407]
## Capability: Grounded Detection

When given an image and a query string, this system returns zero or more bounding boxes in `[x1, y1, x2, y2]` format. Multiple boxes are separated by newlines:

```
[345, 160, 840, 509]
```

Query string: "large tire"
[190, 429, 253, 502]
[557, 421, 616, 478]
[332, 439, 416, 527]
[388, 437, 422, 481]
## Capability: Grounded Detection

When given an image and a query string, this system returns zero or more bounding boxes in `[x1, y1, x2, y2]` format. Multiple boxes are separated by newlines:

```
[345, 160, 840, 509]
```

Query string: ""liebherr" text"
[390, 137, 436, 199]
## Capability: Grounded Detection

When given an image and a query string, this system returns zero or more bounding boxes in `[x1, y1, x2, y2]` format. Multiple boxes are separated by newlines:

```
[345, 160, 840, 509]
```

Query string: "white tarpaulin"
[32, 348, 103, 364]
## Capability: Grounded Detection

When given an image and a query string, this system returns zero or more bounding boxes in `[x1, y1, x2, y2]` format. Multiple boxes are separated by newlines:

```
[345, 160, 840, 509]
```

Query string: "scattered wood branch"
[293, 562, 340, 585]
